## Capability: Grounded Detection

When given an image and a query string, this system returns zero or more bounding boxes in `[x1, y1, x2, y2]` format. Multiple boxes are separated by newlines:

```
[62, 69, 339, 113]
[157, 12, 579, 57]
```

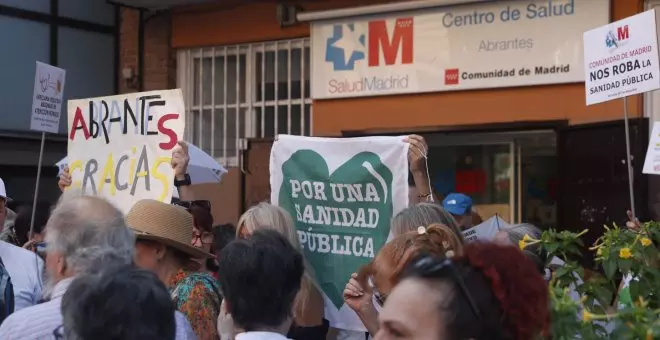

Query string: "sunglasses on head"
[409, 255, 481, 320]
[173, 200, 211, 212]
[369, 276, 388, 307]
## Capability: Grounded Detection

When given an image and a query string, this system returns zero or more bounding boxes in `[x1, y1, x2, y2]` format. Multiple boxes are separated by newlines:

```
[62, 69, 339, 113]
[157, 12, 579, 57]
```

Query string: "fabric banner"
[67, 89, 185, 213]
[270, 135, 409, 331]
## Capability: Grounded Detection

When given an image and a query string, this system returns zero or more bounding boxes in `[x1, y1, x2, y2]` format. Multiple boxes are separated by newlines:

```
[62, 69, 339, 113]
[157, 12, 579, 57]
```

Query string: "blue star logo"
[325, 24, 366, 71]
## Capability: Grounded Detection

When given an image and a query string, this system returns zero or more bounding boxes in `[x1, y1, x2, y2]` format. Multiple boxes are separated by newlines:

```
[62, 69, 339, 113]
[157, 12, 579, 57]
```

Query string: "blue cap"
[442, 193, 472, 216]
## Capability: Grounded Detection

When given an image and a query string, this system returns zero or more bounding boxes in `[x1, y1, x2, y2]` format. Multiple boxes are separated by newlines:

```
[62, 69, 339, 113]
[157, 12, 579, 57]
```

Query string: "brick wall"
[119, 8, 174, 94]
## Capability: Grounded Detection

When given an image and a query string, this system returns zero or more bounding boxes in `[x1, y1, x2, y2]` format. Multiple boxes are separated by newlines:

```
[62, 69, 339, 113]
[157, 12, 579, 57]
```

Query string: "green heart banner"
[270, 135, 409, 331]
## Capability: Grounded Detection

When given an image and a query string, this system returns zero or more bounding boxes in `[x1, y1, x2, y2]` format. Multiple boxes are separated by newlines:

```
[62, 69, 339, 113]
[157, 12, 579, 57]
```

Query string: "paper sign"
[270, 135, 409, 331]
[583, 9, 660, 105]
[643, 122, 660, 174]
[462, 215, 510, 242]
[66, 90, 185, 213]
[30, 62, 66, 133]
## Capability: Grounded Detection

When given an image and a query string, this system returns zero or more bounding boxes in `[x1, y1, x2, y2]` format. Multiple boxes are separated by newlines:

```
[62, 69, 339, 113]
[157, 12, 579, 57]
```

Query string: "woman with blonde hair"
[343, 223, 464, 336]
[234, 202, 327, 339]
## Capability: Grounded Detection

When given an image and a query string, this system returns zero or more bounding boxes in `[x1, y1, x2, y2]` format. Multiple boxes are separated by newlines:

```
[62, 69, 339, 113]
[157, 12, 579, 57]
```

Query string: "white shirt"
[0, 277, 197, 340]
[0, 240, 43, 311]
[236, 332, 291, 340]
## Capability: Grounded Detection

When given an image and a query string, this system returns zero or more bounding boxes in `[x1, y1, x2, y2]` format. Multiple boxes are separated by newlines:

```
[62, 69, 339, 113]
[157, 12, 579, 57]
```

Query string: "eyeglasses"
[410, 255, 481, 320]
[173, 200, 211, 212]
[53, 325, 64, 339]
[192, 230, 214, 245]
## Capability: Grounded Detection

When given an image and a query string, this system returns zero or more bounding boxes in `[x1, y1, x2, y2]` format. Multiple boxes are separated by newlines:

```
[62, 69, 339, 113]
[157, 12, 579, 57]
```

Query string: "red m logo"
[367, 17, 414, 67]
[617, 25, 629, 41]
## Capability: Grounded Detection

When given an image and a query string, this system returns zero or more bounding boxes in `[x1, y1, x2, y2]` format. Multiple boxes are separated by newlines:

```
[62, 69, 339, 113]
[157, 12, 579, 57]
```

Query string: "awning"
[297, 0, 493, 22]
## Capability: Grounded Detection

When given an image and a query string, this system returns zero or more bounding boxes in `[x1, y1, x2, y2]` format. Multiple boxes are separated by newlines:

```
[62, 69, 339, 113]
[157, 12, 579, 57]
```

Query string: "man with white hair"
[0, 177, 43, 312]
[0, 192, 197, 339]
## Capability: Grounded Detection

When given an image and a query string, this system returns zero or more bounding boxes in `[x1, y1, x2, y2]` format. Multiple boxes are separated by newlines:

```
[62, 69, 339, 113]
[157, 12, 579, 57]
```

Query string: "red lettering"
[69, 107, 90, 141]
[157, 113, 179, 150]
[617, 25, 629, 41]
[368, 17, 413, 67]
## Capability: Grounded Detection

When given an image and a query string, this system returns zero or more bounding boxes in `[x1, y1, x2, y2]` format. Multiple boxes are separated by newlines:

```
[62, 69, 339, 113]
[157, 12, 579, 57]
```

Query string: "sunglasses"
[173, 200, 211, 212]
[369, 276, 388, 307]
[410, 255, 481, 320]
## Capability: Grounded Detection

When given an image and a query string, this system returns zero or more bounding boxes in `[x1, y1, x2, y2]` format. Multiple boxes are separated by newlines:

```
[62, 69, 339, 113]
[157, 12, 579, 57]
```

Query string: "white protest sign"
[643, 122, 660, 174]
[462, 215, 510, 242]
[270, 135, 409, 331]
[583, 9, 660, 105]
[30, 62, 66, 133]
[67, 90, 185, 213]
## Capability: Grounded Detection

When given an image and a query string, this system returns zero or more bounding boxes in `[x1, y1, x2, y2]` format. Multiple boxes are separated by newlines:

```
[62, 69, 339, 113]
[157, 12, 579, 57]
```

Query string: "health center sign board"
[311, 0, 610, 99]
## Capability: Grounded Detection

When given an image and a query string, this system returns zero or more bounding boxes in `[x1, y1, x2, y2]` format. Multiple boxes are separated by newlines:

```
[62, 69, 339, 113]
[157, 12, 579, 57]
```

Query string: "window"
[177, 38, 312, 166]
[0, 0, 117, 134]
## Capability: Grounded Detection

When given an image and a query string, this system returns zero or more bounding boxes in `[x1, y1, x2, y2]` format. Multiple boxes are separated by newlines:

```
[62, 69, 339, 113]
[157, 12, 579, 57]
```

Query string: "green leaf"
[604, 260, 617, 280]
[545, 242, 560, 255]
[618, 259, 633, 273]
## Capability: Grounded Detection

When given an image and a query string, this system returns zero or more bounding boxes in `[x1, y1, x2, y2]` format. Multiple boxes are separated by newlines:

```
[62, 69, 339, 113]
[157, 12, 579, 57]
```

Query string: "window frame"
[177, 38, 313, 167]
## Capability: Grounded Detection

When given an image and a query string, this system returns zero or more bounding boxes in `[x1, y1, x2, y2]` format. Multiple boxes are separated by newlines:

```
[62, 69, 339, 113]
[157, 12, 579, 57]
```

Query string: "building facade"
[127, 0, 659, 244]
[4, 0, 658, 247]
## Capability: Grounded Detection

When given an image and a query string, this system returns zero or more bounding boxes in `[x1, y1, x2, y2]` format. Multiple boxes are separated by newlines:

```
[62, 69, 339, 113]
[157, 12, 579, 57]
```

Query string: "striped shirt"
[0, 277, 197, 340]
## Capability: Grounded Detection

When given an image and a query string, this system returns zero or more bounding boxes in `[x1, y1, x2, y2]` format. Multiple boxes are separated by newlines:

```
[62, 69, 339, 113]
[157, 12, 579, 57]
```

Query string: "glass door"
[425, 138, 515, 224]
[425, 130, 558, 227]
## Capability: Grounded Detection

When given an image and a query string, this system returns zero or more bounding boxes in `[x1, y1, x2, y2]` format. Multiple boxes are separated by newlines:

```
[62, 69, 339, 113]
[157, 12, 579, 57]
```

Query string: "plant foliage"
[520, 221, 660, 339]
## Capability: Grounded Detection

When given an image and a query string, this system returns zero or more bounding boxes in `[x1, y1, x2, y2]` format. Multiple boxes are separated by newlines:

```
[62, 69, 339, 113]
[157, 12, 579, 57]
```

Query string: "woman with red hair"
[344, 224, 464, 336]
[375, 242, 549, 340]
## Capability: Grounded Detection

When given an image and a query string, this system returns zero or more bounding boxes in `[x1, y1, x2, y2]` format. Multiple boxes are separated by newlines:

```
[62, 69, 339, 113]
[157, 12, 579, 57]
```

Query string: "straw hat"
[126, 199, 212, 259]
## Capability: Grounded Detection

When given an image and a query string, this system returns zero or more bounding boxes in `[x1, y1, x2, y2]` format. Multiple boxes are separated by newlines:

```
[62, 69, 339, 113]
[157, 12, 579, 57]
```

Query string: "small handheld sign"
[29, 62, 66, 239]
[583, 9, 660, 220]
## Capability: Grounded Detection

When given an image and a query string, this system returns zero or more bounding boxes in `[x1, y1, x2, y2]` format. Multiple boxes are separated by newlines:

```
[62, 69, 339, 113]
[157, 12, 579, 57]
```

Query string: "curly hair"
[404, 242, 549, 340]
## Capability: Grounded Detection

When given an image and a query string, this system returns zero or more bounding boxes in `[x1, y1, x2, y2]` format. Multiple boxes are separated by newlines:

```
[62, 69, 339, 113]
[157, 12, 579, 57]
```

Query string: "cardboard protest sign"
[270, 135, 409, 331]
[67, 90, 185, 213]
[583, 9, 660, 105]
[30, 62, 66, 134]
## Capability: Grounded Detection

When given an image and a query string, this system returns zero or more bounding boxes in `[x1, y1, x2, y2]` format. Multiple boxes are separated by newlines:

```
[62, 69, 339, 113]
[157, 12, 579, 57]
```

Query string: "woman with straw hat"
[127, 199, 222, 340]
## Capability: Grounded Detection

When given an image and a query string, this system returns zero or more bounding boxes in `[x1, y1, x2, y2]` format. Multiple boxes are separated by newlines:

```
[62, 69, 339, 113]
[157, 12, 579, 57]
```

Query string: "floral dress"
[170, 269, 223, 340]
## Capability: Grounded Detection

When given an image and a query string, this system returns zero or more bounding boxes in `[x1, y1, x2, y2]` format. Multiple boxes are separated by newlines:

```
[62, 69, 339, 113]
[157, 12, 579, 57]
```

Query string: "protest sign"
[462, 215, 510, 242]
[583, 9, 660, 105]
[30, 62, 66, 134]
[643, 122, 660, 175]
[67, 90, 185, 213]
[270, 135, 409, 330]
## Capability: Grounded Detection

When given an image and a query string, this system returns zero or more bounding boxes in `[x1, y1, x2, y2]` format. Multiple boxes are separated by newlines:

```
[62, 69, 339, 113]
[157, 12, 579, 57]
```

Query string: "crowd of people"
[0, 136, 558, 340]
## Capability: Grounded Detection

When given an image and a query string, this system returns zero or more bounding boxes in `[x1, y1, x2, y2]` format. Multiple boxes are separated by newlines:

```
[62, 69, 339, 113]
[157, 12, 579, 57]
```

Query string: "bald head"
[46, 193, 135, 275]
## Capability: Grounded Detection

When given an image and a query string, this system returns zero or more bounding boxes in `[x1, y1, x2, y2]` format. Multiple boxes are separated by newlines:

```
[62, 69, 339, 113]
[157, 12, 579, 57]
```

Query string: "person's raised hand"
[58, 166, 72, 192]
[22, 239, 37, 251]
[626, 210, 642, 232]
[403, 134, 428, 173]
[343, 272, 373, 313]
[171, 141, 190, 179]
